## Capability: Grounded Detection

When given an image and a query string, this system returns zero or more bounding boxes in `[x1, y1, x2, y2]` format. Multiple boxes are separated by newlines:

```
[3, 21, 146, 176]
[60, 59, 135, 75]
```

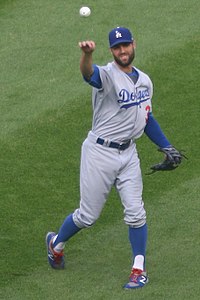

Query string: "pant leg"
[73, 134, 120, 228]
[115, 143, 146, 228]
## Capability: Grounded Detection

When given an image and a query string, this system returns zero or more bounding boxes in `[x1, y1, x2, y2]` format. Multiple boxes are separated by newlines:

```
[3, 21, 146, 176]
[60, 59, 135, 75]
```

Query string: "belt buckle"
[104, 139, 110, 147]
[118, 142, 124, 150]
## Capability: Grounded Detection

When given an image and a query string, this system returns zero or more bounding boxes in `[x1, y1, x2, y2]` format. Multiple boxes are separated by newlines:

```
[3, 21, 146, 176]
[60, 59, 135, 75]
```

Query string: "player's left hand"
[147, 146, 187, 174]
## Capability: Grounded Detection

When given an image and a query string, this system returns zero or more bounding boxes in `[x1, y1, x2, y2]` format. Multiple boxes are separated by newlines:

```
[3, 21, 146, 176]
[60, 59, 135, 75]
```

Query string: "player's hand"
[79, 41, 96, 53]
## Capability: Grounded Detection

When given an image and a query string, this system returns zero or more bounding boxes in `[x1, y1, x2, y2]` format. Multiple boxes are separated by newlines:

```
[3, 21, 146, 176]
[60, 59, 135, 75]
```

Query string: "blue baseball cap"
[109, 27, 134, 48]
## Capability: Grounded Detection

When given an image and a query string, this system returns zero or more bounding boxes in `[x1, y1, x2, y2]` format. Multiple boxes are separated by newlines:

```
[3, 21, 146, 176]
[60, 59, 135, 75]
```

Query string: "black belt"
[96, 137, 131, 151]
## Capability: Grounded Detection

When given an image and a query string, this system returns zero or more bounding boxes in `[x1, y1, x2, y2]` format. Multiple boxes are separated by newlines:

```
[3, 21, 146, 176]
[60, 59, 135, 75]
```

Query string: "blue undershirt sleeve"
[83, 64, 102, 89]
[144, 113, 171, 148]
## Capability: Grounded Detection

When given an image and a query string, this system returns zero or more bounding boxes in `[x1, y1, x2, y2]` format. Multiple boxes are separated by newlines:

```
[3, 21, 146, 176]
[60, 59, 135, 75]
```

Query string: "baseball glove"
[146, 146, 187, 175]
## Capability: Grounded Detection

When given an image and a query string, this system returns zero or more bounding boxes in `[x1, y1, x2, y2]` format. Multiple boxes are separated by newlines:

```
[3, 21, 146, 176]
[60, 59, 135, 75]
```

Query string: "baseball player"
[46, 27, 183, 289]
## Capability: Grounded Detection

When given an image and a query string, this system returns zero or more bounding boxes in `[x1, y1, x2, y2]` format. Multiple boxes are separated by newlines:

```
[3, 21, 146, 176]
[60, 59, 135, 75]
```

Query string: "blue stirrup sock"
[53, 214, 81, 251]
[129, 223, 148, 270]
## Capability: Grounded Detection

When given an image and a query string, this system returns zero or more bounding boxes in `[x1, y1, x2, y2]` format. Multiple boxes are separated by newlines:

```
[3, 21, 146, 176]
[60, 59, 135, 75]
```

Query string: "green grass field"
[0, 0, 200, 299]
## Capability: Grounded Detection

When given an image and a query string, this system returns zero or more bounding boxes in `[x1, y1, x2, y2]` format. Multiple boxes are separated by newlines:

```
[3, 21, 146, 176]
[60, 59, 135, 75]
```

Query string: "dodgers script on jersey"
[91, 62, 153, 142]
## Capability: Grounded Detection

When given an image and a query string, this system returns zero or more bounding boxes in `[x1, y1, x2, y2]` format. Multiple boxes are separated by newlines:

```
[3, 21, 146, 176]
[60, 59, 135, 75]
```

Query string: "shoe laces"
[129, 268, 143, 283]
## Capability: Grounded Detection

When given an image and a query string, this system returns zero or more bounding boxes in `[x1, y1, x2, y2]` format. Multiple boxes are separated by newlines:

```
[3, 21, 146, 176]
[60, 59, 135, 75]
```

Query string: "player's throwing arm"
[79, 41, 96, 80]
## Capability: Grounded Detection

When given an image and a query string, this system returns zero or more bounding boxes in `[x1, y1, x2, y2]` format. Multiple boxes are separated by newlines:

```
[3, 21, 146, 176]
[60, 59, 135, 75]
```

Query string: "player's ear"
[133, 41, 136, 49]
[109, 47, 113, 54]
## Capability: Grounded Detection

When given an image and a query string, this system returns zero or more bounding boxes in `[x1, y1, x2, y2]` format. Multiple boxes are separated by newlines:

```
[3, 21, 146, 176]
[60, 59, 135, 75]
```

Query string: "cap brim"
[110, 39, 133, 48]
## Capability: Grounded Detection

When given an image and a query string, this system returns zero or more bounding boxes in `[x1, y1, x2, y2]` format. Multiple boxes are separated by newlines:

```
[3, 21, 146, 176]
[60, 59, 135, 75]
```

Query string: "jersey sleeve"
[144, 113, 171, 148]
[83, 64, 102, 89]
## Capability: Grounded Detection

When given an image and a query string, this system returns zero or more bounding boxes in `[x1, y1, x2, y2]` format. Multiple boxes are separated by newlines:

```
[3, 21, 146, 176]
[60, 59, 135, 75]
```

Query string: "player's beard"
[113, 49, 135, 68]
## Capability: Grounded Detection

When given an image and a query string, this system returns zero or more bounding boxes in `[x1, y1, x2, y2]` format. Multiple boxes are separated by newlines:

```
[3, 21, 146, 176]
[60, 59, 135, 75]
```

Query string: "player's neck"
[114, 61, 133, 74]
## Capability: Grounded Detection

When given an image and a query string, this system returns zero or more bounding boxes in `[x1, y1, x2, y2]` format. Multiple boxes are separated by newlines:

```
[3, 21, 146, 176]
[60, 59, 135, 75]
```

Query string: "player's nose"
[118, 45, 126, 53]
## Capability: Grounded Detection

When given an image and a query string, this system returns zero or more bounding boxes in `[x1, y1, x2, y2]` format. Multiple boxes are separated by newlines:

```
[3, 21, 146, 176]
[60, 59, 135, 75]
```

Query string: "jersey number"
[145, 105, 151, 123]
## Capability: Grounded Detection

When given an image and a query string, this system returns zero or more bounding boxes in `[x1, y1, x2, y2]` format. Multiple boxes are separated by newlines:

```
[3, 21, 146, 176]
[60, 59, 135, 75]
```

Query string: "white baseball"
[79, 6, 91, 17]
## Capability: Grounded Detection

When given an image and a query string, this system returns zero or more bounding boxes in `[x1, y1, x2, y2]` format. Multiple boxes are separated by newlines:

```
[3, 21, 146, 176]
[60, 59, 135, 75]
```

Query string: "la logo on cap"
[115, 31, 122, 38]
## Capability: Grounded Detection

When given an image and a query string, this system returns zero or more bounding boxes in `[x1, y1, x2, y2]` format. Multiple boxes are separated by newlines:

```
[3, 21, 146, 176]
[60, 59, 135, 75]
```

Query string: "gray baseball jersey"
[91, 62, 153, 142]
